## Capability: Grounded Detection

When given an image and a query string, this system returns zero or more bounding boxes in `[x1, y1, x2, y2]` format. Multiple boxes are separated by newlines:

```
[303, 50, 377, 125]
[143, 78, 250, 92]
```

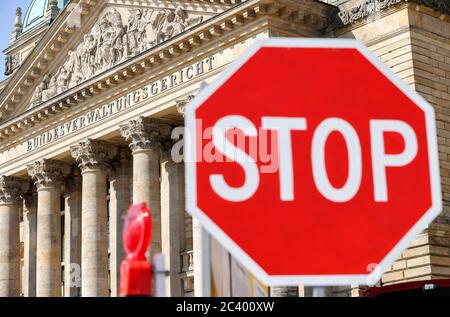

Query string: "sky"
[0, 0, 32, 81]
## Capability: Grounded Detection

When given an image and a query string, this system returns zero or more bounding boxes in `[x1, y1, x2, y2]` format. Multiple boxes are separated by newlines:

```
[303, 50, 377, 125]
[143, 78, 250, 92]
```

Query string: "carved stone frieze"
[30, 6, 204, 108]
[5, 53, 21, 76]
[330, 0, 450, 29]
[418, 0, 450, 13]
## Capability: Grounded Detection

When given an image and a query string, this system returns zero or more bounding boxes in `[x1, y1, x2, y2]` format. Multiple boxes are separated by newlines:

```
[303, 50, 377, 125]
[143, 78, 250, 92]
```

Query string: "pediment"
[0, 0, 232, 120]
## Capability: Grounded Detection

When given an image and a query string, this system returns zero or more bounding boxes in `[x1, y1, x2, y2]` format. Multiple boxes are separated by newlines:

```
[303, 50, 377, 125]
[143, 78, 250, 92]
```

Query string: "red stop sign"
[185, 39, 441, 286]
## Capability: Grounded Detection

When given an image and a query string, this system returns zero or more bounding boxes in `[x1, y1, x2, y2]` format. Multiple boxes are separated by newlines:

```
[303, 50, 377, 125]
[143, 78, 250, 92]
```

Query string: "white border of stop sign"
[184, 38, 442, 287]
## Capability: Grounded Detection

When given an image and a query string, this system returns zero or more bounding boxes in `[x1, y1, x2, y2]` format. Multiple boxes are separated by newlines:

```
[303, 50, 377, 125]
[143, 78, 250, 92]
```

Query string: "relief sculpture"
[30, 7, 204, 108]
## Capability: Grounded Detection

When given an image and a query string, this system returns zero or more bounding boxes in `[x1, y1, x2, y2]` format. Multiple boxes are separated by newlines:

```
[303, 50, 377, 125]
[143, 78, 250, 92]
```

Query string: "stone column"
[0, 176, 28, 297]
[120, 117, 170, 255]
[176, 97, 200, 296]
[71, 139, 117, 297]
[23, 192, 37, 297]
[109, 147, 130, 297]
[160, 144, 184, 297]
[64, 169, 82, 297]
[27, 160, 69, 297]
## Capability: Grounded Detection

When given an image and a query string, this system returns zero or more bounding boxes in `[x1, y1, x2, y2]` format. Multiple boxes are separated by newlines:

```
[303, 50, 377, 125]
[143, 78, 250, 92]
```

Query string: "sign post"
[194, 82, 212, 298]
[313, 287, 326, 297]
[185, 38, 441, 289]
[200, 226, 211, 296]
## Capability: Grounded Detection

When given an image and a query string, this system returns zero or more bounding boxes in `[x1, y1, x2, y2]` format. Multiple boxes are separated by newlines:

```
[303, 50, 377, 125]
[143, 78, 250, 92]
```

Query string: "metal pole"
[200, 227, 211, 297]
[312, 287, 326, 297]
[153, 253, 167, 297]
[194, 81, 212, 297]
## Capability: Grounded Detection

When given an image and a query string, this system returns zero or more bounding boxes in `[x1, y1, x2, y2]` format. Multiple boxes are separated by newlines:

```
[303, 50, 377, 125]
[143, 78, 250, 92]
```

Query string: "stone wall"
[333, 3, 450, 290]
[408, 19, 450, 222]
[381, 7, 450, 285]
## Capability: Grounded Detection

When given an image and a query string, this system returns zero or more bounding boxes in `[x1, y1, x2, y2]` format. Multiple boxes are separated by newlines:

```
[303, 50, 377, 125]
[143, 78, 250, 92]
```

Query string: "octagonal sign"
[185, 39, 441, 286]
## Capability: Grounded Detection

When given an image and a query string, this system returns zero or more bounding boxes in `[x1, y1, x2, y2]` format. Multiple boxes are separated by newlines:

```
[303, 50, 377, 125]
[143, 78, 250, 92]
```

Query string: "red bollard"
[120, 203, 152, 297]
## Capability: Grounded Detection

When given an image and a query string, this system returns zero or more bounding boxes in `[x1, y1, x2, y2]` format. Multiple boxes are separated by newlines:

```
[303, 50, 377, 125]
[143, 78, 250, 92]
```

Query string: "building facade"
[0, 0, 448, 297]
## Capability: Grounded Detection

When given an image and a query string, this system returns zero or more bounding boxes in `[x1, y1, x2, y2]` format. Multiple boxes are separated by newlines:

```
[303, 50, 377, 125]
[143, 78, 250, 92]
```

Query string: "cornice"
[329, 0, 450, 31]
[0, 0, 331, 143]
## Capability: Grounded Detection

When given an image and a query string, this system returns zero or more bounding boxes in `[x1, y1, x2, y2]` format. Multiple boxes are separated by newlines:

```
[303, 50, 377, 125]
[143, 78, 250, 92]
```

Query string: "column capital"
[120, 117, 171, 153]
[27, 159, 70, 190]
[70, 139, 118, 172]
[175, 95, 195, 118]
[0, 176, 29, 204]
